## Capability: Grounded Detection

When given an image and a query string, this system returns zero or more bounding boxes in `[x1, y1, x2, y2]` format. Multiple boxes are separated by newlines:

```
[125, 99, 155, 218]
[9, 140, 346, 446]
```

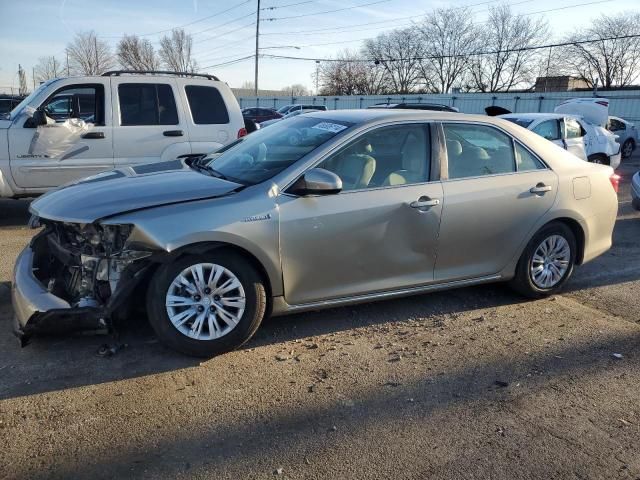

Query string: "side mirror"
[31, 109, 48, 126]
[289, 168, 342, 196]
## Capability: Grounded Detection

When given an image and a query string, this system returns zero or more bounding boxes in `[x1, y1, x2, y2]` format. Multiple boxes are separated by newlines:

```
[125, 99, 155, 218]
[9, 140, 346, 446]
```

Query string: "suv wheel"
[147, 252, 266, 357]
[509, 222, 576, 298]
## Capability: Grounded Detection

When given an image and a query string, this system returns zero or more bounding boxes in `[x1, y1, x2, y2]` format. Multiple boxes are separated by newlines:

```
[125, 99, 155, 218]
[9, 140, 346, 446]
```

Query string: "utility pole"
[94, 36, 99, 75]
[315, 60, 320, 94]
[32, 67, 35, 90]
[66, 50, 70, 76]
[254, 0, 261, 97]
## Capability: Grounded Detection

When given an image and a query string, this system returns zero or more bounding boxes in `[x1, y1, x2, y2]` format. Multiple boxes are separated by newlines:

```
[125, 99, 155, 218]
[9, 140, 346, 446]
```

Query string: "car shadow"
[0, 277, 534, 401]
[22, 328, 640, 480]
[0, 199, 31, 228]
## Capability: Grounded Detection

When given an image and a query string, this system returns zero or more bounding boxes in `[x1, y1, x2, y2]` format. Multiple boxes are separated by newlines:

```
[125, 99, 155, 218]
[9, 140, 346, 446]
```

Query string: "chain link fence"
[238, 90, 640, 122]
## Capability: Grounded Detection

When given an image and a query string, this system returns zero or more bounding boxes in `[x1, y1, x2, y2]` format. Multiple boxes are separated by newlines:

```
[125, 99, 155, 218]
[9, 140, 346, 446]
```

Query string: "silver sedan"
[14, 110, 619, 356]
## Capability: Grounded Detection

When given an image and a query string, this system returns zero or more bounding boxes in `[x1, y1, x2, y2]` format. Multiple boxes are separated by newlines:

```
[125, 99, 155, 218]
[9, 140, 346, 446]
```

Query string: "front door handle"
[163, 130, 184, 137]
[530, 183, 553, 194]
[82, 131, 105, 139]
[410, 196, 440, 209]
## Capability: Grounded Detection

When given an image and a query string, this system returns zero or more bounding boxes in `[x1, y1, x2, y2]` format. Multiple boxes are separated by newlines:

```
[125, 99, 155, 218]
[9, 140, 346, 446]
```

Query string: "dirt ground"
[0, 153, 639, 480]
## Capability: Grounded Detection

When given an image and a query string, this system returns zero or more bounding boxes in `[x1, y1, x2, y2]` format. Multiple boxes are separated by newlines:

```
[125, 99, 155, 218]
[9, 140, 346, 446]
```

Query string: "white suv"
[0, 71, 244, 198]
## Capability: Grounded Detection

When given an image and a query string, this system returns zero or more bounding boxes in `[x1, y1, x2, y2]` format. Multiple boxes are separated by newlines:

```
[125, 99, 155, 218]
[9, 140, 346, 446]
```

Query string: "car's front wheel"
[147, 251, 267, 357]
[509, 222, 577, 298]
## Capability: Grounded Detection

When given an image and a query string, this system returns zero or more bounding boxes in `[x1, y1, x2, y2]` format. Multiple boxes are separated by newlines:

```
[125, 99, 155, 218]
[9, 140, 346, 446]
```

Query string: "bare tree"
[66, 31, 115, 75]
[117, 35, 160, 71]
[283, 84, 309, 96]
[416, 7, 480, 93]
[561, 12, 640, 88]
[363, 28, 423, 93]
[159, 29, 197, 72]
[18, 65, 28, 96]
[468, 5, 548, 92]
[34, 56, 64, 82]
[318, 50, 386, 95]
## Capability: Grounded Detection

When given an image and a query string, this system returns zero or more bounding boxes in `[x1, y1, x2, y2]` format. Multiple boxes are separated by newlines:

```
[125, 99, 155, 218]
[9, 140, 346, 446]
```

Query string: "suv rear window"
[185, 85, 229, 124]
[119, 83, 178, 126]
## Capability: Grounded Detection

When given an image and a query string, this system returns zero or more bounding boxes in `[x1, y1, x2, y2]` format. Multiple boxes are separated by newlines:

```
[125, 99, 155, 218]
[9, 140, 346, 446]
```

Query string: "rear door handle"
[410, 197, 440, 209]
[530, 183, 553, 194]
[163, 130, 184, 137]
[82, 131, 105, 139]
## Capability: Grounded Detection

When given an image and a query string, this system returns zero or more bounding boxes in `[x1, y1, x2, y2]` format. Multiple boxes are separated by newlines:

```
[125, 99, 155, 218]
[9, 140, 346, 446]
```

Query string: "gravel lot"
[0, 153, 639, 480]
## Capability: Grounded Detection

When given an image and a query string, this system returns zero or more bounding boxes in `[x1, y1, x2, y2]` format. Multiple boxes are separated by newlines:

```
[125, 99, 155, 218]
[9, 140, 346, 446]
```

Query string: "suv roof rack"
[101, 70, 219, 81]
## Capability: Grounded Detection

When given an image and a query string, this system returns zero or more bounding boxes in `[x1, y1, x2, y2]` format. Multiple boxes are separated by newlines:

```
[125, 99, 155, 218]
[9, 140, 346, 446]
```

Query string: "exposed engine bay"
[31, 219, 152, 312]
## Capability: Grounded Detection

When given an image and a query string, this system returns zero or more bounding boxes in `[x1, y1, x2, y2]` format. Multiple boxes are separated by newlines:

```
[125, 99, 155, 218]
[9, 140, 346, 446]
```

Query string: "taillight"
[609, 173, 621, 193]
[237, 128, 247, 138]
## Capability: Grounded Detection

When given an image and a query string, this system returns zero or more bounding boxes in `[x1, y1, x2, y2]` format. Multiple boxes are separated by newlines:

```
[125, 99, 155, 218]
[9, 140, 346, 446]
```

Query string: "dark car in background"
[0, 95, 25, 116]
[242, 107, 282, 123]
[277, 104, 328, 115]
[368, 102, 459, 112]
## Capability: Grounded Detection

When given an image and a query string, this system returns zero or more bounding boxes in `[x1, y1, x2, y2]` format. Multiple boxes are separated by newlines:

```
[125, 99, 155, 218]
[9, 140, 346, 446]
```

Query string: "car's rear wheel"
[147, 251, 266, 357]
[622, 139, 634, 159]
[509, 222, 577, 298]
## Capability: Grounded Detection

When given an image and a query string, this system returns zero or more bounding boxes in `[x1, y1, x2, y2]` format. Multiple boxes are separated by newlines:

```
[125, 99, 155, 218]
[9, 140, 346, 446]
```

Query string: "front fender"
[104, 192, 283, 296]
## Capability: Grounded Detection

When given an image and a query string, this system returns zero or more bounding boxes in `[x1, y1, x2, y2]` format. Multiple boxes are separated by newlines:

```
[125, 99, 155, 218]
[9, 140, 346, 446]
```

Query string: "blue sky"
[0, 0, 638, 93]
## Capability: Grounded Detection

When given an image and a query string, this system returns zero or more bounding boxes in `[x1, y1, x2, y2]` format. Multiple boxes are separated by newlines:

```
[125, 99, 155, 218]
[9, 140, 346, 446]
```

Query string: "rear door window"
[443, 123, 516, 179]
[119, 83, 178, 126]
[532, 120, 561, 141]
[185, 85, 229, 124]
[564, 118, 583, 138]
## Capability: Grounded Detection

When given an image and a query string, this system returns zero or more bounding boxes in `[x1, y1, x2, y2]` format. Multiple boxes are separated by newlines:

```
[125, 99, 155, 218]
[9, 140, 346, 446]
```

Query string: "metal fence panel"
[238, 90, 640, 122]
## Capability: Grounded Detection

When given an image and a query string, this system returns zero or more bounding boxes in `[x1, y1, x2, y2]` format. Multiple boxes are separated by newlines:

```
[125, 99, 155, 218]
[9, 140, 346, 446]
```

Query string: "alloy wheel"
[530, 235, 571, 289]
[165, 263, 246, 340]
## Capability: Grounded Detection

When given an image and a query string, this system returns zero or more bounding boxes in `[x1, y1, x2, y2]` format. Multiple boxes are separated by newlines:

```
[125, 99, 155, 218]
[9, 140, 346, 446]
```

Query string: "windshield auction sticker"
[312, 122, 348, 133]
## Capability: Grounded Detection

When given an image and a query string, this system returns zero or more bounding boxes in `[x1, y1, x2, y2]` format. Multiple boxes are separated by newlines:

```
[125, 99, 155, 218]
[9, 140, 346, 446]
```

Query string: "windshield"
[206, 116, 353, 185]
[504, 117, 534, 129]
[276, 105, 292, 114]
[5, 79, 58, 120]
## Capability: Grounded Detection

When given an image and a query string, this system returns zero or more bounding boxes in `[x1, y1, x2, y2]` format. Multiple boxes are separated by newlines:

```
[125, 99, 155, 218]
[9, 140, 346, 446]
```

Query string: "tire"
[147, 251, 267, 357]
[622, 139, 634, 159]
[509, 222, 577, 299]
[588, 153, 609, 165]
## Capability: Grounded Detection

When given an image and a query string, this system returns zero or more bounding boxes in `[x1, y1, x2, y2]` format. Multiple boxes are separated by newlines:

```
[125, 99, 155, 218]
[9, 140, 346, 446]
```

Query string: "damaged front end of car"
[12, 218, 156, 345]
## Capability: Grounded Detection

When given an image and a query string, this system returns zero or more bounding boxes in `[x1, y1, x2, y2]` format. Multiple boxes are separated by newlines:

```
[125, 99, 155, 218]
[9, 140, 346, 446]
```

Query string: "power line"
[264, 0, 392, 21]
[261, 0, 315, 10]
[100, 0, 253, 38]
[259, 33, 640, 62]
[199, 54, 256, 70]
[193, 21, 256, 45]
[190, 11, 257, 36]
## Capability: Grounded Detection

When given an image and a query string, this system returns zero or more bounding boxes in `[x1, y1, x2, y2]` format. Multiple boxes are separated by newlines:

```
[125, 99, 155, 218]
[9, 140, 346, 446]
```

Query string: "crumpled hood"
[30, 159, 242, 224]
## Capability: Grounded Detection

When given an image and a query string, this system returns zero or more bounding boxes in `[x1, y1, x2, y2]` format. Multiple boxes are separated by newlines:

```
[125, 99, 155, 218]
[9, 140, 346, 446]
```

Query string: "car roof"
[500, 113, 566, 120]
[304, 109, 497, 124]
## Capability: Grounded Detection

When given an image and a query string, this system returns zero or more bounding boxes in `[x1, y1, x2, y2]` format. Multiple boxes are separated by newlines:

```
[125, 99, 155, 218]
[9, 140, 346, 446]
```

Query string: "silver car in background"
[13, 110, 619, 357]
[607, 116, 638, 159]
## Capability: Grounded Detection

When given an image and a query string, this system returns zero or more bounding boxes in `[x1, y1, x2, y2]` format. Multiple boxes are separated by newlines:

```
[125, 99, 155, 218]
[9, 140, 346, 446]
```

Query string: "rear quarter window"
[185, 85, 229, 124]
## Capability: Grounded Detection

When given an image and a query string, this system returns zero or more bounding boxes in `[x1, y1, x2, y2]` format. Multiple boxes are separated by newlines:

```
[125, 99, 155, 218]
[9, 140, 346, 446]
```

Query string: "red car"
[242, 107, 282, 123]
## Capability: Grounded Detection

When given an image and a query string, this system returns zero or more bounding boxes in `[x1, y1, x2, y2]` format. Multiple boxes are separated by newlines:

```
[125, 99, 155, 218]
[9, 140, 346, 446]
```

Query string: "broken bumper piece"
[12, 246, 107, 345]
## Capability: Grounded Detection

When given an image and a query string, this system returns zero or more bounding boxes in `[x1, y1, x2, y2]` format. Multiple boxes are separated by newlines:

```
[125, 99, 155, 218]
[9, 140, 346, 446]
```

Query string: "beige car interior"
[323, 127, 430, 190]
[382, 132, 429, 186]
[444, 126, 515, 179]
